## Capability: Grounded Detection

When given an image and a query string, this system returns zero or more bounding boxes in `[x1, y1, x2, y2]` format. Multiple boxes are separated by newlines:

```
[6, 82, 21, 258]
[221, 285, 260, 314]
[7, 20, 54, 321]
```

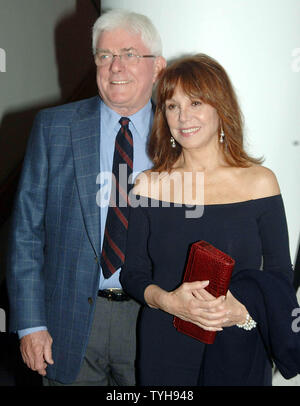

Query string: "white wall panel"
[102, 0, 300, 268]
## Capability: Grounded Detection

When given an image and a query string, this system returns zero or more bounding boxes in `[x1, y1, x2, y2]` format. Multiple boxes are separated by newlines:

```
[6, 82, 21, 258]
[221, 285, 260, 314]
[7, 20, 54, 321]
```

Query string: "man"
[7, 9, 166, 385]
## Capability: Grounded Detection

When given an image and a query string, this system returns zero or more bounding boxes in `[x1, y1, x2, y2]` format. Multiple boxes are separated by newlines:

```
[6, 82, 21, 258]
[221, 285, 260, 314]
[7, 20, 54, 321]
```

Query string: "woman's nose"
[178, 107, 189, 122]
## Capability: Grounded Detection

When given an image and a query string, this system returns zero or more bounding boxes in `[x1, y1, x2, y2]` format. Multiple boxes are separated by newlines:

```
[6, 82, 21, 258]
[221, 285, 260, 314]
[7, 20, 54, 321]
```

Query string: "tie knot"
[119, 117, 130, 128]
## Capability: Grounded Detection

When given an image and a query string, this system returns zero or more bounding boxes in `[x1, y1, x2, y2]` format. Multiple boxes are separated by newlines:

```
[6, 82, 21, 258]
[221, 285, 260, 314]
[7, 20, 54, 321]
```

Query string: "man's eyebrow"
[96, 48, 111, 53]
[97, 47, 137, 53]
[121, 47, 137, 52]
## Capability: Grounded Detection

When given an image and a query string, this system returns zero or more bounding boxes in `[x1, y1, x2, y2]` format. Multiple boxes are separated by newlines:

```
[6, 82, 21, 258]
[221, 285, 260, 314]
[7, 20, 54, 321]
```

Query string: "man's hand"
[20, 330, 54, 376]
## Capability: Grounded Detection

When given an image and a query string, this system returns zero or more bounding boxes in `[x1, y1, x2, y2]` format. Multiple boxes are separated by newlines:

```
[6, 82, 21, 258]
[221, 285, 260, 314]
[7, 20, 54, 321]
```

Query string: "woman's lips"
[179, 127, 201, 137]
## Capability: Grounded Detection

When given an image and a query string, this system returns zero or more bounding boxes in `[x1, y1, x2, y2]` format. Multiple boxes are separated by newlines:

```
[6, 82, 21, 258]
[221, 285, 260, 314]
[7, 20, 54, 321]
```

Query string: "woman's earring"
[170, 136, 176, 148]
[220, 128, 225, 144]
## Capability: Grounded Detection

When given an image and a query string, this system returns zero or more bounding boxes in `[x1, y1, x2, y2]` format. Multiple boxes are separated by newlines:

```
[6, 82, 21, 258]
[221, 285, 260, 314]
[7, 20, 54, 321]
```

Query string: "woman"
[120, 54, 298, 386]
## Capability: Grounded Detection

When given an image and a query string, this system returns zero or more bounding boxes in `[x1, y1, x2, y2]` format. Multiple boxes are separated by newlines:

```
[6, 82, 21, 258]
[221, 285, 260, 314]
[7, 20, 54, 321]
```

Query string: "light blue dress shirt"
[98, 100, 153, 288]
[18, 99, 153, 338]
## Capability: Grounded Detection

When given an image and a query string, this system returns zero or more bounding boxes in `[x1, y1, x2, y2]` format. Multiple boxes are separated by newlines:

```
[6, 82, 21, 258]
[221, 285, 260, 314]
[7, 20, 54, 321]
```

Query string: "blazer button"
[88, 297, 93, 305]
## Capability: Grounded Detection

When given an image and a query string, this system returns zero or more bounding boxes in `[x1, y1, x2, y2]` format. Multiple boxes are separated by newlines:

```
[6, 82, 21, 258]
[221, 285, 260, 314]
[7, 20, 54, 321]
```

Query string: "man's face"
[95, 28, 166, 116]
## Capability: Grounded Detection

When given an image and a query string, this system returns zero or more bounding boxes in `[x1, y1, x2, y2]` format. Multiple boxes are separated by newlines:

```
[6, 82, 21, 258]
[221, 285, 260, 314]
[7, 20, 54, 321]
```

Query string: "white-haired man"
[7, 9, 166, 385]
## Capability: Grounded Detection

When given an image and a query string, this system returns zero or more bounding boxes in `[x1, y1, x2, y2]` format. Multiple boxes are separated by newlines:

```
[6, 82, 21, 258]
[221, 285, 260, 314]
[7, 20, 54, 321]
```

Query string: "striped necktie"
[101, 117, 133, 278]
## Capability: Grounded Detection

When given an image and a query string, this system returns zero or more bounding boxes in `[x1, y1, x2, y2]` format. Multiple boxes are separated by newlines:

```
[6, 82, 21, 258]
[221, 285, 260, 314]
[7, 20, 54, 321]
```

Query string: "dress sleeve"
[230, 195, 295, 327]
[120, 204, 153, 305]
[258, 195, 294, 281]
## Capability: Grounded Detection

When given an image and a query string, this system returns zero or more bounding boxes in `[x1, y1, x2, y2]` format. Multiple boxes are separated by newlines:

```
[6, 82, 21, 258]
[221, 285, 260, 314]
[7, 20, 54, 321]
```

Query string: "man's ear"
[153, 56, 167, 83]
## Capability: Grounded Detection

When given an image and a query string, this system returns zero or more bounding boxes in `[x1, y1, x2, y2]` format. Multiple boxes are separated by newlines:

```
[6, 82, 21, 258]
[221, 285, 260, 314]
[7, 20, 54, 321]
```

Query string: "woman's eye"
[166, 104, 176, 110]
[192, 100, 202, 106]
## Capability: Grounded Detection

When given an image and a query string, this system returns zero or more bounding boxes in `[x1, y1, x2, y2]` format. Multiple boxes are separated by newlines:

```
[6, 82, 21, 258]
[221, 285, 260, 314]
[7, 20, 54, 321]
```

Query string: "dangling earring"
[170, 136, 176, 148]
[220, 128, 225, 144]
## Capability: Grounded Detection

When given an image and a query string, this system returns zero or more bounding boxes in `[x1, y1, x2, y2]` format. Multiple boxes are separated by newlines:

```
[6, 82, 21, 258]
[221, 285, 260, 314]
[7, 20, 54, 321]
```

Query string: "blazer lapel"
[71, 96, 101, 256]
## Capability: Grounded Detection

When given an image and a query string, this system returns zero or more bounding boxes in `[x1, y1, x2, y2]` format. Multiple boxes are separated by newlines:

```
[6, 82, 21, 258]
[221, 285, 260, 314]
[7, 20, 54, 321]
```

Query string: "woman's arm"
[121, 203, 229, 331]
[217, 167, 293, 328]
[144, 281, 238, 331]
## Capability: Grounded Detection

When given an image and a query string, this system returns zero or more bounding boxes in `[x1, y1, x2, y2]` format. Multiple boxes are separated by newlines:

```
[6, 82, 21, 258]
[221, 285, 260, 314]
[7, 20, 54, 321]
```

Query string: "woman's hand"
[145, 281, 226, 331]
[193, 287, 248, 328]
[168, 281, 230, 331]
[144, 282, 248, 331]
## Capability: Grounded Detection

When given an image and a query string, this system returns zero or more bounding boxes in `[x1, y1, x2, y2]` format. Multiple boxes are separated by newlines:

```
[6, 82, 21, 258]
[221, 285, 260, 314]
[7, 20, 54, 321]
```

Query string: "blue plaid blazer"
[7, 96, 105, 383]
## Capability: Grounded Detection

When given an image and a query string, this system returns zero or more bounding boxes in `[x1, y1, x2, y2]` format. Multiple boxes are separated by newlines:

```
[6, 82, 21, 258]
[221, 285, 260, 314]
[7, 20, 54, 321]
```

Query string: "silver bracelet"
[236, 313, 257, 331]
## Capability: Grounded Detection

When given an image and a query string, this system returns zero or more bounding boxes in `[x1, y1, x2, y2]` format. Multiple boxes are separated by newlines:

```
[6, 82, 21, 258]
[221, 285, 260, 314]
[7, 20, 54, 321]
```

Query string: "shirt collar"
[100, 99, 153, 139]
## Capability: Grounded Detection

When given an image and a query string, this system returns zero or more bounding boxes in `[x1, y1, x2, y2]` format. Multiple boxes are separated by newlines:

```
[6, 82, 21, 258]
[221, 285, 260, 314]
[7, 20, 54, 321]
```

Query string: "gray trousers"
[43, 296, 140, 386]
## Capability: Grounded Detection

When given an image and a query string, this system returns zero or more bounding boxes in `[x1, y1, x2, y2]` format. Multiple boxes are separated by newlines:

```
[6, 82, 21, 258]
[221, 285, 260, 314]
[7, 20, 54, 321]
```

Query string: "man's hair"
[149, 54, 263, 171]
[92, 9, 163, 56]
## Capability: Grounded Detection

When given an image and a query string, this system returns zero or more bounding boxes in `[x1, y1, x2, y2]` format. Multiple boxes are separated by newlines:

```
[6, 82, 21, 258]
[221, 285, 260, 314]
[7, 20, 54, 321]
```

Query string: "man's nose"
[110, 55, 125, 72]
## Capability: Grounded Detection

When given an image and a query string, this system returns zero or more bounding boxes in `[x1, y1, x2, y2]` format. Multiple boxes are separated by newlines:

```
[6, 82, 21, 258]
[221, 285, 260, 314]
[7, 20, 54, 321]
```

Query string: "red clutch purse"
[173, 240, 235, 344]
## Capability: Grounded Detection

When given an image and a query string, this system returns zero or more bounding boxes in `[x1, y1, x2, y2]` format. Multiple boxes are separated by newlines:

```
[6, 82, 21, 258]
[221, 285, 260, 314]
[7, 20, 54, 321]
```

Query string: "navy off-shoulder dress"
[120, 194, 294, 386]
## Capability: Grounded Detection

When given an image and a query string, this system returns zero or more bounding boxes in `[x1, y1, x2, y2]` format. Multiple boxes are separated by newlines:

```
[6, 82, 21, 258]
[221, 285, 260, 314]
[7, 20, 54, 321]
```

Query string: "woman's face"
[165, 86, 220, 150]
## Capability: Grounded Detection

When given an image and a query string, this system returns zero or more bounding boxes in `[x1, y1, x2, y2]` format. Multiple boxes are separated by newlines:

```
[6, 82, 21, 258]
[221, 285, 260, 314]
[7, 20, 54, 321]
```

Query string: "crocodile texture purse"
[173, 240, 235, 344]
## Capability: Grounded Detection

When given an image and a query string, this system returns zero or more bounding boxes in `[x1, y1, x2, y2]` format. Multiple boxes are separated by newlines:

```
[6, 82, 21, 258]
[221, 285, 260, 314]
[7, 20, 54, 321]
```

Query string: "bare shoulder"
[132, 169, 155, 197]
[243, 165, 281, 199]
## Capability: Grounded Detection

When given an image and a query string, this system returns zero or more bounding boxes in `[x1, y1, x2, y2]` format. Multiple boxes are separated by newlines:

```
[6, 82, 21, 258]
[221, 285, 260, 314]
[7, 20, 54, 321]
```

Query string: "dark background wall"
[0, 0, 100, 386]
